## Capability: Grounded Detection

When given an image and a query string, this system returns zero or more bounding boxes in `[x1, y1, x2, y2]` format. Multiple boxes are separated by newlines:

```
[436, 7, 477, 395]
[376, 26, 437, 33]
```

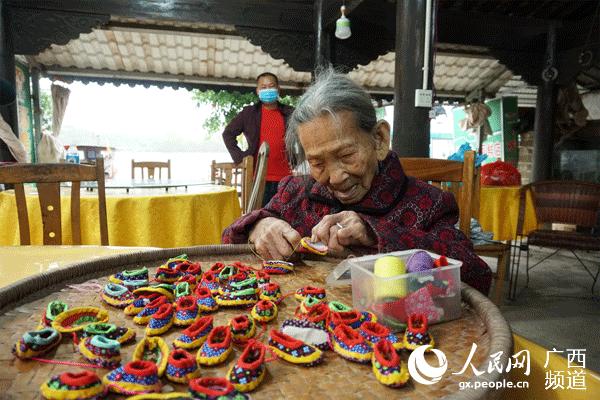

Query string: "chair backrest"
[131, 160, 171, 180]
[246, 142, 270, 213]
[211, 155, 254, 211]
[400, 151, 476, 238]
[517, 180, 600, 234]
[0, 158, 109, 245]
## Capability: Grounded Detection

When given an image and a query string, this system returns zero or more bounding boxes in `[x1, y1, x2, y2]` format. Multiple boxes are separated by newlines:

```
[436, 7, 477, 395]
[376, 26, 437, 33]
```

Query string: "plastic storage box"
[345, 249, 462, 331]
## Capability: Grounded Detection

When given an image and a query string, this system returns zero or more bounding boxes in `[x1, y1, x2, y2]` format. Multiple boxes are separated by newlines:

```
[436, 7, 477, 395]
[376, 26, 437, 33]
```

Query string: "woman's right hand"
[249, 217, 302, 260]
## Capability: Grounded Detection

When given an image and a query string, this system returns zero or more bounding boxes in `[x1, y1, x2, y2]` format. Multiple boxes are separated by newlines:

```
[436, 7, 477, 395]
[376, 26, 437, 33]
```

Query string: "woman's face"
[297, 110, 390, 204]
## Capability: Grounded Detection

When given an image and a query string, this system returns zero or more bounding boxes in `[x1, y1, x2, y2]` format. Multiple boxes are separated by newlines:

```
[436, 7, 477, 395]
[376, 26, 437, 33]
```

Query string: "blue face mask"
[258, 88, 279, 103]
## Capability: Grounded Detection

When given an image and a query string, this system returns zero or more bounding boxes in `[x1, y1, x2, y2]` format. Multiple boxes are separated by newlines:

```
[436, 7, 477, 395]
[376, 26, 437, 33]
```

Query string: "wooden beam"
[7, 0, 314, 32]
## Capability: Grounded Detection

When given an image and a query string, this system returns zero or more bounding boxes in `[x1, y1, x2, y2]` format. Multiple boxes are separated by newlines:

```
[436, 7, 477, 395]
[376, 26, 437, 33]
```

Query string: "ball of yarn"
[406, 251, 435, 273]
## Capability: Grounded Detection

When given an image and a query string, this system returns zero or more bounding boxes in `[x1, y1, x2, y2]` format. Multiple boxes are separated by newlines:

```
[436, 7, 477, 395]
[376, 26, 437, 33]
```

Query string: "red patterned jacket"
[222, 151, 492, 294]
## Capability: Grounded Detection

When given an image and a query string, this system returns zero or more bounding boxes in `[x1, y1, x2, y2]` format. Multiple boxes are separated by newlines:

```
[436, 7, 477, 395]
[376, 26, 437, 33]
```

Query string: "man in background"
[222, 72, 294, 206]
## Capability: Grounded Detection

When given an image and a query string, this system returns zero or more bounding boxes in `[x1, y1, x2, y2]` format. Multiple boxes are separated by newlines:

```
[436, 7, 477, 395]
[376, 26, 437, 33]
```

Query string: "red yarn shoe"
[40, 371, 106, 400]
[268, 330, 323, 367]
[228, 315, 256, 343]
[372, 339, 410, 388]
[294, 286, 326, 302]
[165, 348, 201, 383]
[196, 325, 232, 366]
[227, 340, 266, 392]
[173, 315, 214, 349]
[329, 309, 363, 332]
[403, 313, 435, 351]
[331, 324, 373, 364]
[189, 377, 249, 400]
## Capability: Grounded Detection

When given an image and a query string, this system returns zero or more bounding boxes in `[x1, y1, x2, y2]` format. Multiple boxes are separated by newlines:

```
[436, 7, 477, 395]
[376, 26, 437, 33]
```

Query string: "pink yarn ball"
[406, 251, 434, 273]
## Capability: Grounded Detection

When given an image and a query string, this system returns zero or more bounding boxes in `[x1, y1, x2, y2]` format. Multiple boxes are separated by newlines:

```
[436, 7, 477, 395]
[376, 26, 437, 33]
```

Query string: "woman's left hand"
[311, 211, 376, 254]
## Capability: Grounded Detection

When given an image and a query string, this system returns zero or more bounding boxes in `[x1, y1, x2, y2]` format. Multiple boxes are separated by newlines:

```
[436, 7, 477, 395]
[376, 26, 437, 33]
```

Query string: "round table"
[0, 245, 512, 399]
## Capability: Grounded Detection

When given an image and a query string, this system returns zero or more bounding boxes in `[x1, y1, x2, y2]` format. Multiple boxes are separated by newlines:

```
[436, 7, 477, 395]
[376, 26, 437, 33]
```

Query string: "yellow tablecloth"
[0, 185, 241, 247]
[478, 186, 538, 241]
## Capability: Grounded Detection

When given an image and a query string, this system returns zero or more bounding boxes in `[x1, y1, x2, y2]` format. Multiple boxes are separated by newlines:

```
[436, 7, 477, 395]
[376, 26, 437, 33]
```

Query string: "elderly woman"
[223, 69, 492, 294]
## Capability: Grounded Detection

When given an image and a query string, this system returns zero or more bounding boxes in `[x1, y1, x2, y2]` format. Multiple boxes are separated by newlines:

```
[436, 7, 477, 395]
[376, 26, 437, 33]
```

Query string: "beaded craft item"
[328, 300, 352, 313]
[199, 271, 220, 294]
[299, 237, 328, 255]
[261, 260, 294, 274]
[103, 360, 161, 395]
[173, 315, 214, 349]
[174, 260, 202, 278]
[51, 307, 109, 333]
[174, 275, 197, 292]
[328, 309, 364, 332]
[13, 327, 61, 359]
[188, 377, 249, 400]
[403, 313, 435, 351]
[133, 285, 175, 302]
[358, 321, 403, 351]
[109, 266, 149, 285]
[165, 349, 201, 384]
[331, 324, 373, 364]
[227, 340, 266, 392]
[133, 296, 170, 325]
[101, 283, 134, 308]
[124, 293, 161, 316]
[80, 322, 136, 345]
[132, 337, 170, 377]
[259, 282, 282, 302]
[194, 286, 219, 313]
[38, 301, 68, 329]
[146, 303, 175, 336]
[372, 339, 410, 388]
[298, 295, 323, 315]
[78, 335, 121, 369]
[280, 319, 330, 351]
[173, 295, 199, 327]
[154, 267, 181, 284]
[294, 286, 326, 303]
[250, 300, 278, 323]
[228, 315, 256, 343]
[298, 302, 330, 330]
[268, 330, 323, 367]
[196, 325, 233, 366]
[162, 254, 188, 269]
[40, 370, 106, 400]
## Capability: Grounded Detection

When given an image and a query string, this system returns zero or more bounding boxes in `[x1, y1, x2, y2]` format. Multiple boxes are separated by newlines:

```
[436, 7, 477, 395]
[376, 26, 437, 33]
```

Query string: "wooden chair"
[509, 180, 600, 299]
[131, 160, 171, 180]
[211, 156, 254, 212]
[400, 151, 511, 304]
[0, 157, 109, 245]
[246, 142, 270, 213]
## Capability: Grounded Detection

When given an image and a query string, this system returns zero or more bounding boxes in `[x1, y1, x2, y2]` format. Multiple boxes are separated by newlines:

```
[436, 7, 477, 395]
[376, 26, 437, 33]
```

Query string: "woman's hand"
[249, 217, 302, 260]
[311, 211, 376, 254]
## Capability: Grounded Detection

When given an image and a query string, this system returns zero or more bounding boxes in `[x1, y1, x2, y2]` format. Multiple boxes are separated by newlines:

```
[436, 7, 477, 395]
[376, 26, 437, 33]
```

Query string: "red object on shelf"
[480, 160, 522, 186]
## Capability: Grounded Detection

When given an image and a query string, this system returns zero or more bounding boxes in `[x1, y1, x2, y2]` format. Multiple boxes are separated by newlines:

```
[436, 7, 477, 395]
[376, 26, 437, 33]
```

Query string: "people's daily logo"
[407, 345, 448, 385]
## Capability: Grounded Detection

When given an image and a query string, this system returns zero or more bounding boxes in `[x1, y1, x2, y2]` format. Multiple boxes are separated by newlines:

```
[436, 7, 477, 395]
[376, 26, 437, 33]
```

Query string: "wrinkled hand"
[249, 217, 302, 260]
[311, 211, 376, 255]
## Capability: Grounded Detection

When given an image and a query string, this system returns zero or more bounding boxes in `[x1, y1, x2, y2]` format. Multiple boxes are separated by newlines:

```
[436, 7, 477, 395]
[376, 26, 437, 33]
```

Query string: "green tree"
[192, 89, 298, 137]
[39, 90, 52, 132]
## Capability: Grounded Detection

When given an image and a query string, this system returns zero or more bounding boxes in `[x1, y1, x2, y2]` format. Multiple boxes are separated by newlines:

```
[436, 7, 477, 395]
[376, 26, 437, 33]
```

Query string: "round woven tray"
[0, 245, 512, 400]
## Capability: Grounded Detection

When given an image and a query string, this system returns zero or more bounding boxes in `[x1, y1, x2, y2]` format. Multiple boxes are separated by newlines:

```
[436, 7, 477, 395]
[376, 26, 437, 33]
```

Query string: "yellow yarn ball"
[373, 256, 408, 299]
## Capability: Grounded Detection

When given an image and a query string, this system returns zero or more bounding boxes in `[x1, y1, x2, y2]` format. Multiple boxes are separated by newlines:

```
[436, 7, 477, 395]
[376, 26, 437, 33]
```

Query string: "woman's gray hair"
[285, 67, 377, 168]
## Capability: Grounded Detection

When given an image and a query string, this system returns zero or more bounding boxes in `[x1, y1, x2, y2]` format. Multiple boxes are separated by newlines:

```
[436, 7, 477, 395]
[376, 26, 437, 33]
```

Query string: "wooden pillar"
[313, 0, 329, 72]
[532, 24, 558, 182]
[0, 0, 17, 161]
[392, 0, 432, 157]
[31, 67, 43, 146]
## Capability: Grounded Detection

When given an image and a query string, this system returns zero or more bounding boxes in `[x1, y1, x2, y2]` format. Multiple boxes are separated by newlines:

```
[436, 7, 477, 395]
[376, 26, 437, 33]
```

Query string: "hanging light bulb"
[335, 5, 351, 40]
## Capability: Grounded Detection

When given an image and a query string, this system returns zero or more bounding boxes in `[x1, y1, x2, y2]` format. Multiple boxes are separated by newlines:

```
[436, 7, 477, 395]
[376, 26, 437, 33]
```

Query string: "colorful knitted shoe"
[208, 262, 225, 275]
[295, 286, 326, 302]
[124, 293, 162, 316]
[40, 371, 106, 400]
[328, 301, 352, 313]
[132, 337, 170, 377]
[217, 265, 238, 283]
[133, 285, 175, 302]
[255, 270, 270, 288]
[175, 282, 193, 299]
[228, 315, 256, 343]
[299, 237, 328, 255]
[79, 335, 121, 369]
[133, 296, 170, 325]
[268, 330, 323, 367]
[299, 302, 330, 330]
[109, 266, 149, 285]
[175, 275, 197, 292]
[81, 322, 136, 345]
[262, 260, 294, 274]
[155, 267, 182, 283]
[196, 325, 232, 366]
[103, 360, 161, 395]
[329, 310, 364, 332]
[189, 377, 249, 400]
[227, 340, 266, 393]
[259, 282, 282, 302]
[372, 339, 410, 388]
[165, 349, 201, 384]
[13, 327, 61, 359]
[175, 260, 202, 278]
[332, 324, 373, 364]
[195, 286, 219, 312]
[199, 271, 220, 294]
[163, 254, 188, 269]
[173, 315, 214, 349]
[52, 307, 109, 333]
[38, 301, 68, 329]
[280, 319, 330, 351]
[216, 288, 258, 307]
[360, 311, 378, 324]
[101, 283, 135, 308]
[359, 321, 403, 351]
[174, 295, 199, 327]
[403, 313, 435, 351]
[298, 295, 323, 315]
[146, 303, 175, 336]
[219, 276, 257, 295]
[250, 300, 278, 323]
[122, 279, 153, 292]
